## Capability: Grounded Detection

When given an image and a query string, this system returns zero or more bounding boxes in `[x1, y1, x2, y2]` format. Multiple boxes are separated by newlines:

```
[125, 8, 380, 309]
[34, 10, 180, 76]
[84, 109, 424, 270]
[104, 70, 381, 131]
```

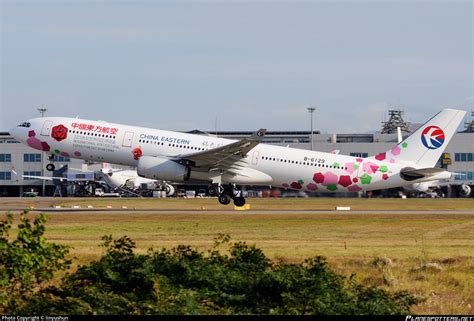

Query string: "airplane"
[99, 163, 176, 196]
[10, 108, 466, 206]
[19, 162, 175, 197]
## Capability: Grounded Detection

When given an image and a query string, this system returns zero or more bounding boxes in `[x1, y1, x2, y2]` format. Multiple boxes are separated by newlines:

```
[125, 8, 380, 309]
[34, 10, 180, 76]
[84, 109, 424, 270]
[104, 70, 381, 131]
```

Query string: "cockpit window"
[18, 122, 31, 128]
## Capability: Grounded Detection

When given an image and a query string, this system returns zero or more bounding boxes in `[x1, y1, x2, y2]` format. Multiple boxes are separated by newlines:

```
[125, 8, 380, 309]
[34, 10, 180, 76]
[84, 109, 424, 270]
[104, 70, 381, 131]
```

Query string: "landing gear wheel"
[46, 163, 55, 172]
[218, 194, 232, 205]
[208, 185, 218, 197]
[233, 196, 246, 207]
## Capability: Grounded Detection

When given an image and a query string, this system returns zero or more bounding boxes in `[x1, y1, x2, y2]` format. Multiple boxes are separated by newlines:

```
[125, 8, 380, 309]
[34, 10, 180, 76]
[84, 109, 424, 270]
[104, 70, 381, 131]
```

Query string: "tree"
[0, 211, 71, 312]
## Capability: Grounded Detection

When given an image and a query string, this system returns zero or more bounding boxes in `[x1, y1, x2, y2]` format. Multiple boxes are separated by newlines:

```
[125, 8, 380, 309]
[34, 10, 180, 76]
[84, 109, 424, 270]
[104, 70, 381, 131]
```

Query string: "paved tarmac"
[4, 208, 473, 215]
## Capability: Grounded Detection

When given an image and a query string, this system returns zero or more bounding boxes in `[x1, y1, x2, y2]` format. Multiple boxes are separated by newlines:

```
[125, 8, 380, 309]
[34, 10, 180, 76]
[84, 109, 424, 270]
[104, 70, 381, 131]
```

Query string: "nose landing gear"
[46, 154, 56, 172]
[209, 183, 246, 207]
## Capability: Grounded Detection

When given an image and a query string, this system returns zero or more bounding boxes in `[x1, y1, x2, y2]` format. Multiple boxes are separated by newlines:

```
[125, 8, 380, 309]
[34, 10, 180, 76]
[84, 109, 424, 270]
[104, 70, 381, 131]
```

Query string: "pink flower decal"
[322, 172, 338, 186]
[375, 152, 386, 161]
[382, 174, 389, 180]
[313, 172, 325, 184]
[74, 151, 82, 157]
[26, 133, 50, 152]
[26, 136, 43, 150]
[41, 142, 50, 152]
[290, 182, 303, 189]
[345, 162, 355, 174]
[338, 175, 352, 187]
[391, 146, 401, 156]
[348, 185, 362, 192]
[282, 183, 289, 188]
[306, 183, 318, 191]
[362, 162, 379, 174]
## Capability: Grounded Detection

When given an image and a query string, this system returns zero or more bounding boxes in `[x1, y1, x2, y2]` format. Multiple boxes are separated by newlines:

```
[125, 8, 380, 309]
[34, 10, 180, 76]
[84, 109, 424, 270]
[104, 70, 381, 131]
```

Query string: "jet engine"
[165, 183, 175, 197]
[409, 182, 431, 193]
[459, 184, 472, 197]
[137, 156, 190, 182]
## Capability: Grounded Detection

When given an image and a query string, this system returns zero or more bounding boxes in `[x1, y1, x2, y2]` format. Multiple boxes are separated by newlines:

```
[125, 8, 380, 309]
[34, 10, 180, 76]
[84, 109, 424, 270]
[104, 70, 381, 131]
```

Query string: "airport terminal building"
[1, 111, 473, 197]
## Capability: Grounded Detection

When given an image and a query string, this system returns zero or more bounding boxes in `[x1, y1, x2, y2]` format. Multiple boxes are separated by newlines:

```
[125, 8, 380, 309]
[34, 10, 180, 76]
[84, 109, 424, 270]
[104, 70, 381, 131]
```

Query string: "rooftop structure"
[380, 110, 411, 134]
[464, 111, 474, 133]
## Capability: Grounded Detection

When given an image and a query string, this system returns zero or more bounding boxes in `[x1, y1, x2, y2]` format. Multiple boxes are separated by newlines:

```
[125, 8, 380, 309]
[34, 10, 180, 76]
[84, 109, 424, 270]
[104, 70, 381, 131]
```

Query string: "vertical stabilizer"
[373, 109, 466, 168]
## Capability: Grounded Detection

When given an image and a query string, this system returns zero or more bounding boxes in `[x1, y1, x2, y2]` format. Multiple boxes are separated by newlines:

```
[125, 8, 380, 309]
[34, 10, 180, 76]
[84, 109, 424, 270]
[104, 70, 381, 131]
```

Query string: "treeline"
[0, 212, 418, 315]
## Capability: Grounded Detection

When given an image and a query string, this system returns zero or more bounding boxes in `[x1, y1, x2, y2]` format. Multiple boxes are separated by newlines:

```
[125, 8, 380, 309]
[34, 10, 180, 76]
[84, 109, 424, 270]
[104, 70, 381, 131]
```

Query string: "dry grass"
[2, 197, 474, 314]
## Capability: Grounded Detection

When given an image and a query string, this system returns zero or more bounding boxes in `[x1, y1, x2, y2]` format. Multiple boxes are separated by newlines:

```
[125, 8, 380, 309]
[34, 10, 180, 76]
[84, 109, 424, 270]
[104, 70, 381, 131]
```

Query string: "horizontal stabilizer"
[400, 167, 447, 181]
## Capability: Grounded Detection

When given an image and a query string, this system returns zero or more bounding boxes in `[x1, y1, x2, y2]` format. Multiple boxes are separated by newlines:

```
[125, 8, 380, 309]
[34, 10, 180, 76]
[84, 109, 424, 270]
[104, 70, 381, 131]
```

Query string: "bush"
[13, 232, 418, 315]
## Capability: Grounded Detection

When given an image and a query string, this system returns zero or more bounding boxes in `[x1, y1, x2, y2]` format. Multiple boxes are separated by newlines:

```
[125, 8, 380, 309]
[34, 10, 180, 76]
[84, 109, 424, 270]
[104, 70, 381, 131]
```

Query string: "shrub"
[16, 233, 418, 315]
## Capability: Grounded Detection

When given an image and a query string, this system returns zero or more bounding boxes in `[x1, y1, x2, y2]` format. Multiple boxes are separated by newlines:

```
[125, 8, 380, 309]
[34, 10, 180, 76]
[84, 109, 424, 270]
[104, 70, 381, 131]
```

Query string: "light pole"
[38, 107, 47, 196]
[38, 107, 47, 118]
[307, 107, 316, 150]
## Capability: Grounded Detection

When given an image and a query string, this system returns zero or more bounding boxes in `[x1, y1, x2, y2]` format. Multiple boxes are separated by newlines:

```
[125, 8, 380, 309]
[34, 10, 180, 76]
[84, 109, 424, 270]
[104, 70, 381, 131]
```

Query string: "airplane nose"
[9, 126, 19, 139]
[9, 125, 26, 142]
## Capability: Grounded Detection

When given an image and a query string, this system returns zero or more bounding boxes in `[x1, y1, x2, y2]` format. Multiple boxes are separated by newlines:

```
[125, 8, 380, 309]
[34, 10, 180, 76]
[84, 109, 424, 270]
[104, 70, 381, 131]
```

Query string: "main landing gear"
[46, 154, 56, 172]
[208, 184, 246, 207]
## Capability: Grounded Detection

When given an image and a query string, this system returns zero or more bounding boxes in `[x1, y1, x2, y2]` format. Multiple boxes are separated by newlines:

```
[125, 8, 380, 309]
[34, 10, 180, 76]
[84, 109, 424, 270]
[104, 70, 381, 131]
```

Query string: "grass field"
[3, 197, 474, 314]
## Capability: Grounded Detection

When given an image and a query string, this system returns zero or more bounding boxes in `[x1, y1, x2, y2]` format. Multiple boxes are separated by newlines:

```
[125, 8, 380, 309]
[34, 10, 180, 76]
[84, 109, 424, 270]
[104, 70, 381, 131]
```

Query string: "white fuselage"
[10, 117, 441, 193]
[101, 169, 157, 189]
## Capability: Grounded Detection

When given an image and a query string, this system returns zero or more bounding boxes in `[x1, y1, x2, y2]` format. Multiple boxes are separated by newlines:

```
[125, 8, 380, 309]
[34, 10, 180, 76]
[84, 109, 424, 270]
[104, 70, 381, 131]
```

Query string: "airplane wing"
[22, 175, 69, 181]
[176, 129, 266, 173]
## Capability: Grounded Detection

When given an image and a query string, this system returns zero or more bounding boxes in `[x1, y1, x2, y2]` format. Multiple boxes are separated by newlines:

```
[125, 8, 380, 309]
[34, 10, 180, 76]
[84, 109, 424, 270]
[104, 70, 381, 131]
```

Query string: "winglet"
[251, 129, 267, 141]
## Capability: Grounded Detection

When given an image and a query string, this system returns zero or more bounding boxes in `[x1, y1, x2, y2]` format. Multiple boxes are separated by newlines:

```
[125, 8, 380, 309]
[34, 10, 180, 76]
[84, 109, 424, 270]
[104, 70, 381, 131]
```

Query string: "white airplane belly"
[190, 168, 273, 184]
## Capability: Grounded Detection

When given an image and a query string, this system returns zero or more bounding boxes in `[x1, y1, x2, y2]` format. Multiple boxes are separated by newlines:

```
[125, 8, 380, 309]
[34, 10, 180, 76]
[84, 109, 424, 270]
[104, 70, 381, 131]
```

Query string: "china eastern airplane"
[10, 108, 465, 206]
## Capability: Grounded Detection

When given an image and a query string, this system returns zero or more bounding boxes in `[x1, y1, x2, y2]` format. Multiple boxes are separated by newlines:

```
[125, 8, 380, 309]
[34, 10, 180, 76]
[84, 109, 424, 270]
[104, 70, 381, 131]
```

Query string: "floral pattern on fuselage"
[281, 141, 414, 192]
[27, 130, 50, 152]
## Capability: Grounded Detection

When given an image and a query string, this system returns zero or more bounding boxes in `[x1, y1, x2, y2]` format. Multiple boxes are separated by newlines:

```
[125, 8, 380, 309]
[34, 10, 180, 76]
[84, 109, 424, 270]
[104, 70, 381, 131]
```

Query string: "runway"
[8, 208, 474, 215]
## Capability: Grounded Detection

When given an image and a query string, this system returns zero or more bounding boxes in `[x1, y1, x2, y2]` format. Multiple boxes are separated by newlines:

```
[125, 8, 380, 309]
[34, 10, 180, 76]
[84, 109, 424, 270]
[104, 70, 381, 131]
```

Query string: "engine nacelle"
[137, 156, 190, 182]
[459, 184, 472, 197]
[412, 182, 431, 192]
[165, 184, 175, 197]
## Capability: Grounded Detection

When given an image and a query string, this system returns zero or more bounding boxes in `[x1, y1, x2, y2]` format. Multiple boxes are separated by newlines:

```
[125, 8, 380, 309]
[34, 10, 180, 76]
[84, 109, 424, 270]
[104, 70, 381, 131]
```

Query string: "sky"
[1, 1, 472, 133]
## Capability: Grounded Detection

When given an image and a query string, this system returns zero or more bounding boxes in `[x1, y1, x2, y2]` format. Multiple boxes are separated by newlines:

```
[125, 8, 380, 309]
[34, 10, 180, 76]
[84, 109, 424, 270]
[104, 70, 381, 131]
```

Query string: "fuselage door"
[40, 120, 53, 136]
[251, 150, 259, 165]
[122, 131, 134, 147]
